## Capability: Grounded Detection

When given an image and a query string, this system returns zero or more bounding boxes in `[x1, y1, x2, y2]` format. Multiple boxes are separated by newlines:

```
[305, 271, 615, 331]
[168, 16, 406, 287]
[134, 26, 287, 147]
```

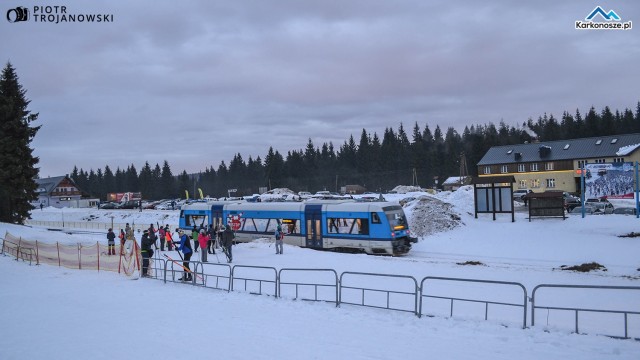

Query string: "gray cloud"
[2, 0, 638, 177]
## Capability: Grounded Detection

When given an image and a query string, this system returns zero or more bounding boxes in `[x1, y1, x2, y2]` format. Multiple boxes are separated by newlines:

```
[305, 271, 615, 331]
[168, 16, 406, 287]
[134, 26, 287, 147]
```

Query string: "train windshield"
[382, 205, 407, 230]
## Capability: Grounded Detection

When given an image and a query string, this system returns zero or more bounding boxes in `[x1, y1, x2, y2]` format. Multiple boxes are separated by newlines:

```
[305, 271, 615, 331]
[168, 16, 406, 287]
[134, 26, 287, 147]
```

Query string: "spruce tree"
[0, 63, 40, 224]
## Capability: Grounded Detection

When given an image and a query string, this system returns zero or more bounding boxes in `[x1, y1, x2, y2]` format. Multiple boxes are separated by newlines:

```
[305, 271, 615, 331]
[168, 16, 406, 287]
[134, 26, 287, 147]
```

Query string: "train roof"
[181, 201, 241, 211]
[224, 200, 402, 213]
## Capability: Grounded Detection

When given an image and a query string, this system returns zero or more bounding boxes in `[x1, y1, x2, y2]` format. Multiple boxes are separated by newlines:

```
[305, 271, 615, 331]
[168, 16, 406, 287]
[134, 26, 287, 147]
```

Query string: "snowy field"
[1, 187, 640, 359]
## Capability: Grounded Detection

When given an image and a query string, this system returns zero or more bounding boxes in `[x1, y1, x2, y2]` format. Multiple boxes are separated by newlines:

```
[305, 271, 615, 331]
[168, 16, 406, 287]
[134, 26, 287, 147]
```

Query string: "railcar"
[178, 200, 417, 255]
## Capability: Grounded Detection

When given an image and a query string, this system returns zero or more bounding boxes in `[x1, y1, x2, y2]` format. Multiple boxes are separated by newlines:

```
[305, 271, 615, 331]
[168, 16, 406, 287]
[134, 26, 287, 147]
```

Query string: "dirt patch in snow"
[558, 262, 607, 273]
[405, 196, 464, 237]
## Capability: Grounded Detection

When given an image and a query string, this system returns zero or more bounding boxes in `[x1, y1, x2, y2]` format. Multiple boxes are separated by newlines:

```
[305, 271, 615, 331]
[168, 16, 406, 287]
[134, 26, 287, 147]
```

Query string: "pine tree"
[0, 63, 41, 224]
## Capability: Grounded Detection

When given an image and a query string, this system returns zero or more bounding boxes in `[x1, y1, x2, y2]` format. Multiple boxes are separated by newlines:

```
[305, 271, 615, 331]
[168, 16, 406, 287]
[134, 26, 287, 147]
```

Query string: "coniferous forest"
[71, 103, 640, 200]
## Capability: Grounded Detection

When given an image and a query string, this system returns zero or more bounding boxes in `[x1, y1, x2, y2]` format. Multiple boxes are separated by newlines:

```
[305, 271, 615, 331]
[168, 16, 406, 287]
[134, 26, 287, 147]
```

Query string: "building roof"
[477, 133, 640, 166]
[35, 176, 70, 195]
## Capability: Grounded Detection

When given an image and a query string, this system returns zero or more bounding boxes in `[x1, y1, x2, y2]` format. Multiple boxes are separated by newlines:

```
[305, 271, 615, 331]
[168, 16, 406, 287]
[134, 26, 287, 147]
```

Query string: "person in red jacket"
[197, 229, 209, 263]
[158, 225, 166, 251]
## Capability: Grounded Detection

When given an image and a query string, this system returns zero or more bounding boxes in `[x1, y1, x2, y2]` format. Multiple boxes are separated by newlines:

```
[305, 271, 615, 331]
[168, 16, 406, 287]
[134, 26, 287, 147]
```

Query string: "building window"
[530, 179, 541, 188]
[545, 162, 554, 171]
[519, 180, 527, 189]
[546, 178, 556, 188]
[517, 164, 525, 172]
[530, 163, 539, 172]
[613, 157, 624, 163]
[578, 160, 588, 168]
[500, 165, 508, 173]
[484, 166, 491, 175]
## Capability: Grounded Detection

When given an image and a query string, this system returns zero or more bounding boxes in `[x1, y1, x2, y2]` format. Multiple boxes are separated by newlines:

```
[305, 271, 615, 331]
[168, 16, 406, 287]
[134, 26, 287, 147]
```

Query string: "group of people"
[108, 221, 289, 280]
[174, 224, 235, 281]
[107, 222, 236, 280]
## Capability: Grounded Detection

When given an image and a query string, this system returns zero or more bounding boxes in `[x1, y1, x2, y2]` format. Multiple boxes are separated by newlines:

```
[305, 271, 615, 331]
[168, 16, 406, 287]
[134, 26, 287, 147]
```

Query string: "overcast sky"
[2, 0, 638, 177]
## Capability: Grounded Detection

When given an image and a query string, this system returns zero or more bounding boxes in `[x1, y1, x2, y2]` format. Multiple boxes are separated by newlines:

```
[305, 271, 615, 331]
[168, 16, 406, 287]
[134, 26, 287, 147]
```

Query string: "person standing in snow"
[191, 226, 199, 253]
[165, 225, 173, 251]
[125, 223, 135, 241]
[274, 224, 283, 255]
[206, 224, 216, 254]
[175, 229, 193, 281]
[107, 228, 116, 255]
[222, 225, 234, 263]
[197, 229, 209, 263]
[140, 230, 154, 277]
[158, 225, 166, 251]
[118, 229, 125, 254]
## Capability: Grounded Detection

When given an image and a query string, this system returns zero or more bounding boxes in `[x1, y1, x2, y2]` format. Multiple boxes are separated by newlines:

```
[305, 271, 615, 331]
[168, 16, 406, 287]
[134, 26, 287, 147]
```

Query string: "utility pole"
[459, 152, 468, 186]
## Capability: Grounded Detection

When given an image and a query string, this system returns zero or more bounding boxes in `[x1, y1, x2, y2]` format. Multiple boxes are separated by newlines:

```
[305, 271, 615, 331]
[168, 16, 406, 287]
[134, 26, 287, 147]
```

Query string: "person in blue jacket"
[175, 229, 193, 281]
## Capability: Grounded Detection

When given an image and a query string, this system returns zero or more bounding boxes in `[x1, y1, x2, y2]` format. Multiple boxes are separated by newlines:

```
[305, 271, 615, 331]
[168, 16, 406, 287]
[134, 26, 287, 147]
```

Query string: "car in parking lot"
[613, 207, 637, 215]
[99, 202, 119, 209]
[512, 189, 530, 201]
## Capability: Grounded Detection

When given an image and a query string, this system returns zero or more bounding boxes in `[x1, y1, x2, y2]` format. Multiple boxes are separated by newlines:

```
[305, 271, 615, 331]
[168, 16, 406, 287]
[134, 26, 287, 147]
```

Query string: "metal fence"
[25, 220, 153, 233]
[419, 277, 528, 329]
[279, 268, 339, 303]
[531, 284, 640, 339]
[339, 272, 419, 314]
[5, 241, 638, 340]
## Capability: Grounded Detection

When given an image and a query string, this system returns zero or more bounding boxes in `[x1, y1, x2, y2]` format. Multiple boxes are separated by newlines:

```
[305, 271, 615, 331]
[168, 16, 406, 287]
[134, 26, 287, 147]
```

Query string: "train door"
[304, 204, 323, 249]
[211, 205, 224, 229]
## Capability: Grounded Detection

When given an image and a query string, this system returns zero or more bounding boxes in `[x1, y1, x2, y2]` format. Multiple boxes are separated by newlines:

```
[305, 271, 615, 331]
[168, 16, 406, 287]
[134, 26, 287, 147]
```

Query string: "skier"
[140, 230, 154, 277]
[106, 228, 116, 255]
[175, 229, 193, 281]
[222, 225, 234, 263]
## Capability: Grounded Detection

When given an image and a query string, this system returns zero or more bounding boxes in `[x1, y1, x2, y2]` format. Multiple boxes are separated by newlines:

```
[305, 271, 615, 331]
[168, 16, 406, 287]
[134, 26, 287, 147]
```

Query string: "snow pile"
[433, 185, 476, 215]
[259, 188, 296, 201]
[404, 195, 464, 237]
[392, 185, 424, 193]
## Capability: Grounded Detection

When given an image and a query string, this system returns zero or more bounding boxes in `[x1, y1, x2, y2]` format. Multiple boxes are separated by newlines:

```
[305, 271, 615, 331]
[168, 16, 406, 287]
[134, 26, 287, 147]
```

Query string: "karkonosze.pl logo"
[6, 5, 113, 24]
[576, 6, 632, 30]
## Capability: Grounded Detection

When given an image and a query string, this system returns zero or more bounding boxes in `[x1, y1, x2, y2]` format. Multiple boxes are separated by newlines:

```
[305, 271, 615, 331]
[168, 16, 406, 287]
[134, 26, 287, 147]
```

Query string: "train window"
[371, 212, 381, 224]
[383, 207, 407, 230]
[327, 217, 369, 235]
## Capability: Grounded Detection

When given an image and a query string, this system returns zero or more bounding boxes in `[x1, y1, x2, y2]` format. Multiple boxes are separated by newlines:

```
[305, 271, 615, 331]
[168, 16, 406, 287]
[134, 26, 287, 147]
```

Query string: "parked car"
[590, 201, 614, 214]
[99, 202, 119, 209]
[512, 189, 530, 201]
[613, 207, 637, 215]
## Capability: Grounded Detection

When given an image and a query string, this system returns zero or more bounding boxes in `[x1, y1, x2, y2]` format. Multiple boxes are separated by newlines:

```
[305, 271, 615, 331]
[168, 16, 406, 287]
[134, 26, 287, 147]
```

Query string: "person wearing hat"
[175, 229, 193, 281]
[140, 229, 154, 277]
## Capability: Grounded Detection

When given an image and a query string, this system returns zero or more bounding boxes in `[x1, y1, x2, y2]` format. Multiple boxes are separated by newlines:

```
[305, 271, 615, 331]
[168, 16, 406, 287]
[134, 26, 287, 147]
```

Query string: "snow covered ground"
[1, 187, 639, 359]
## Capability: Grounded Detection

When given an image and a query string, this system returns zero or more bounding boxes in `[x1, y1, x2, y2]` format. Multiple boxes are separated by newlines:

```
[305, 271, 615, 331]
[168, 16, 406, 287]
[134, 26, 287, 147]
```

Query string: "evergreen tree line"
[71, 103, 640, 201]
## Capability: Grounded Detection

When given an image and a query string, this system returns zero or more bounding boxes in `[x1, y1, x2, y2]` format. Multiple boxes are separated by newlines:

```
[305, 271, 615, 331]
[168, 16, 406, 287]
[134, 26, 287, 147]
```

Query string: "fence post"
[35, 240, 40, 265]
[57, 242, 61, 267]
[78, 244, 81, 270]
[16, 237, 22, 262]
[97, 241, 100, 272]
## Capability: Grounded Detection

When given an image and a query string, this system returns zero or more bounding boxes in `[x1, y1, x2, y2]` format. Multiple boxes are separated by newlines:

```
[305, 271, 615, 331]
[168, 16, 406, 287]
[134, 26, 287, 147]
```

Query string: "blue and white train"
[178, 200, 417, 255]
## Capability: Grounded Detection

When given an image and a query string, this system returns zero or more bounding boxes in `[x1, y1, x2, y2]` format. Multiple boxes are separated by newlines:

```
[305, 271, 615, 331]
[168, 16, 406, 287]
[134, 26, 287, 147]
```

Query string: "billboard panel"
[584, 163, 635, 199]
